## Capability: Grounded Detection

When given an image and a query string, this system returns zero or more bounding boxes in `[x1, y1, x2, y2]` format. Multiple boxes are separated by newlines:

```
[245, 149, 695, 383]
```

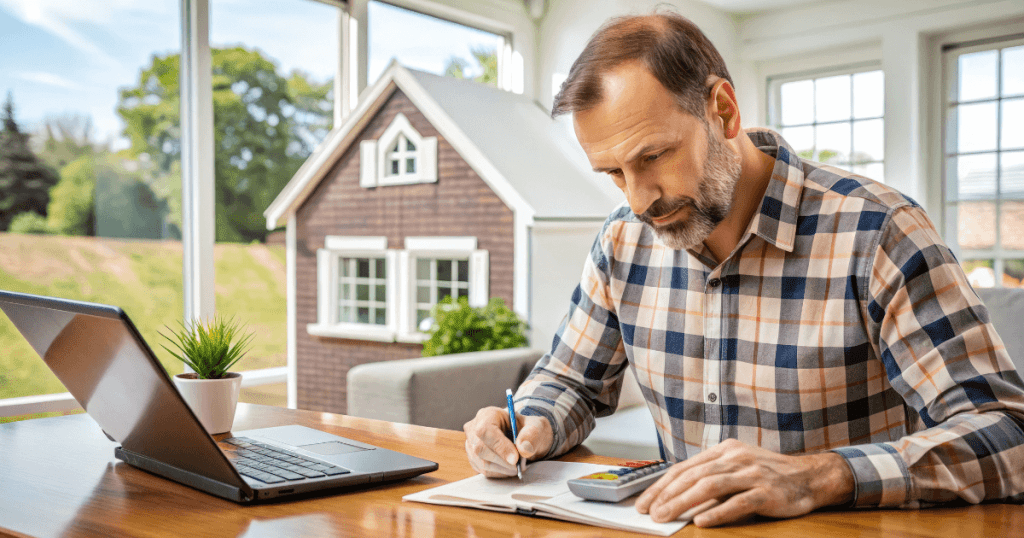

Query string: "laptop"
[0, 290, 438, 503]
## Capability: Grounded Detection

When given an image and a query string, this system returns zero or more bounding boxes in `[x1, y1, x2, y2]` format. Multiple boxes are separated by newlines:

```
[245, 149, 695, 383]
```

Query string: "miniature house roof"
[264, 62, 622, 229]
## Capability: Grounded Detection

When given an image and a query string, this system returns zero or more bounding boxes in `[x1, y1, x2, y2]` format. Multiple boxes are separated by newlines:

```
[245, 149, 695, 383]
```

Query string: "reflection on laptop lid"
[0, 290, 437, 503]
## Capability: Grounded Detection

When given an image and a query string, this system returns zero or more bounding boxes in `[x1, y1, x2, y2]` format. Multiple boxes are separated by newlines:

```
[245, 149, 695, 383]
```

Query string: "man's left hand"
[635, 438, 854, 527]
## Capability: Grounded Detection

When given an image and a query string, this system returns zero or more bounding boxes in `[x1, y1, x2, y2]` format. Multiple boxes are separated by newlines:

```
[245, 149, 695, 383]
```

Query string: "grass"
[0, 232, 287, 406]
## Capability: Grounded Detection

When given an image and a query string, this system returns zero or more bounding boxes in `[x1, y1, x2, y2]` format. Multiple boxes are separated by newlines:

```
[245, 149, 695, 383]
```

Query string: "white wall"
[737, 0, 1024, 222]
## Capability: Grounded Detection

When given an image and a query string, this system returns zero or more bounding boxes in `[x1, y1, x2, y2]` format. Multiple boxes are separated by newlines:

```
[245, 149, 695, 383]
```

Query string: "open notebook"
[404, 461, 694, 536]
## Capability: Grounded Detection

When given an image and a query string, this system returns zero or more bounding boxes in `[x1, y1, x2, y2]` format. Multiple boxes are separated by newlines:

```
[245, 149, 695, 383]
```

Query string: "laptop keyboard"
[223, 437, 351, 484]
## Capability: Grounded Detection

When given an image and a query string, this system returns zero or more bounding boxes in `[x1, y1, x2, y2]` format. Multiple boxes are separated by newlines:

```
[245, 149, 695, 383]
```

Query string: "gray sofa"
[345, 287, 1024, 459]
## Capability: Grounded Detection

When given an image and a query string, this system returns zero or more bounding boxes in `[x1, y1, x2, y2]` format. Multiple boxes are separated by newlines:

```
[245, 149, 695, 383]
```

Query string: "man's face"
[574, 61, 742, 250]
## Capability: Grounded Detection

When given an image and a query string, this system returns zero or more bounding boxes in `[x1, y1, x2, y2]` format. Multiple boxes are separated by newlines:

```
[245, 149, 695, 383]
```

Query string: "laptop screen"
[0, 290, 245, 488]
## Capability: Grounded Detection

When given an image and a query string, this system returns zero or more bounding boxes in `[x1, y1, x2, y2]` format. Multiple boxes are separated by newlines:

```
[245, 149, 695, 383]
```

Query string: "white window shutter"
[421, 137, 438, 183]
[360, 140, 377, 188]
[386, 250, 400, 332]
[469, 250, 489, 307]
[396, 250, 412, 335]
[317, 249, 332, 324]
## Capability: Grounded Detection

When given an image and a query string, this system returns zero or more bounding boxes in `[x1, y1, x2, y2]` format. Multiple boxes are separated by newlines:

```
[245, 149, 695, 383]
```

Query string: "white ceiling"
[694, 0, 826, 14]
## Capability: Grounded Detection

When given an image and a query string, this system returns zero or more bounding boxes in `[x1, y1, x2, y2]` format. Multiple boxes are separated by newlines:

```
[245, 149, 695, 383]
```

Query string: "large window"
[943, 36, 1024, 288]
[770, 67, 885, 182]
[367, 1, 505, 87]
[0, 0, 183, 415]
[339, 256, 389, 325]
[415, 258, 471, 328]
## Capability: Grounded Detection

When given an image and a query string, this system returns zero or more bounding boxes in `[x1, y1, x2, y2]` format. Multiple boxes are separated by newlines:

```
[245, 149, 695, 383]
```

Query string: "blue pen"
[506, 388, 524, 479]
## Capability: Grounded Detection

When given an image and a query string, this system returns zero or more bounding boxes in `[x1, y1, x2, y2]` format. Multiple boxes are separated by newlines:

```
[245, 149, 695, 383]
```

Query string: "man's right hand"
[463, 406, 553, 477]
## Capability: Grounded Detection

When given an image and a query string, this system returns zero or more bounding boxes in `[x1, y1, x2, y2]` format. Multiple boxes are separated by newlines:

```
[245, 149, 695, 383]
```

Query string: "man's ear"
[708, 79, 741, 139]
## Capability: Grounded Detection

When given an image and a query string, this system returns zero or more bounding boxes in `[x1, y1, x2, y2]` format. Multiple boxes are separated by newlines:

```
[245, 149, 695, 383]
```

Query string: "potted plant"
[161, 315, 255, 434]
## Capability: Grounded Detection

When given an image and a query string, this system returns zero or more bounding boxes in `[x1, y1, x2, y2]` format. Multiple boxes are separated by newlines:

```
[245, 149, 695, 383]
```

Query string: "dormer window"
[360, 113, 437, 188]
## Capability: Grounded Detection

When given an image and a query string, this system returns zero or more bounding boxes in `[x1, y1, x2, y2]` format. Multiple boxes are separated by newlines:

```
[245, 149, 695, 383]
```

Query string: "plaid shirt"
[516, 128, 1024, 508]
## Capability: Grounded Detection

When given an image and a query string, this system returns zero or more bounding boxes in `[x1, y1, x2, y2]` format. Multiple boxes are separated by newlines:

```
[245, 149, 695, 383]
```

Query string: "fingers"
[647, 472, 750, 523]
[636, 444, 729, 513]
[463, 407, 519, 477]
[692, 490, 764, 528]
[514, 414, 553, 461]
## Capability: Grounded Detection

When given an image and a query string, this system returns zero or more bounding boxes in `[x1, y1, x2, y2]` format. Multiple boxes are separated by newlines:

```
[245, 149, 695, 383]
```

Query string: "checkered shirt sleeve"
[831, 204, 1024, 508]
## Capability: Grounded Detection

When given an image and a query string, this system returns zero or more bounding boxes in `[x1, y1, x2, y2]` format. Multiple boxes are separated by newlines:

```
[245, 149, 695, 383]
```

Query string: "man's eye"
[644, 152, 663, 163]
[608, 169, 624, 177]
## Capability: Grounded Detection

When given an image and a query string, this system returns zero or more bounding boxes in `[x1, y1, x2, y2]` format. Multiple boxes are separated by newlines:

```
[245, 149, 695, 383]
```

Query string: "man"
[463, 11, 1024, 528]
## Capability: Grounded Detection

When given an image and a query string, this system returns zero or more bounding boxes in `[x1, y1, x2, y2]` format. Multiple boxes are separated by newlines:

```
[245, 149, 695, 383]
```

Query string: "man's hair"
[551, 12, 733, 120]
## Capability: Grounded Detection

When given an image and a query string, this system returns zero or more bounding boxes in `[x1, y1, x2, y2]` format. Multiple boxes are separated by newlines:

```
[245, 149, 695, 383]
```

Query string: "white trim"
[470, 249, 489, 307]
[324, 235, 387, 251]
[404, 236, 477, 251]
[307, 323, 396, 342]
[286, 214, 297, 409]
[373, 113, 437, 186]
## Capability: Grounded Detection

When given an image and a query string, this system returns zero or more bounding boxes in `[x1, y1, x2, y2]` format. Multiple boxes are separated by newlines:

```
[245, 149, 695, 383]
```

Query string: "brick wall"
[294, 89, 516, 414]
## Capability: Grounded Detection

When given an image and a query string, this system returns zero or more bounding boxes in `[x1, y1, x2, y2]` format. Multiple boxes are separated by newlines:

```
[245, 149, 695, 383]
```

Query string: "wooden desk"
[0, 404, 1019, 538]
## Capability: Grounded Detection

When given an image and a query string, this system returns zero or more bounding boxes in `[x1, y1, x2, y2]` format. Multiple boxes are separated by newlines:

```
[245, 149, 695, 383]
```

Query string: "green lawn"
[0, 232, 287, 405]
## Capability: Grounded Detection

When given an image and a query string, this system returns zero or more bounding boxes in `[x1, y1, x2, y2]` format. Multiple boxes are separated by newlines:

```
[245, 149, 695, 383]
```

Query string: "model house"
[264, 62, 620, 414]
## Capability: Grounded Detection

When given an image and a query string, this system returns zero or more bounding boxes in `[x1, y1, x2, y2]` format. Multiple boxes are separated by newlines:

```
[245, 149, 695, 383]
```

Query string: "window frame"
[940, 33, 1024, 287]
[359, 113, 437, 188]
[767, 62, 885, 179]
[398, 236, 488, 342]
[308, 236, 399, 341]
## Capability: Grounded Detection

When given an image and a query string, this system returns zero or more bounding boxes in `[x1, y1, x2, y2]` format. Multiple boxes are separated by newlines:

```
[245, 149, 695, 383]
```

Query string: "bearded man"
[463, 11, 1024, 527]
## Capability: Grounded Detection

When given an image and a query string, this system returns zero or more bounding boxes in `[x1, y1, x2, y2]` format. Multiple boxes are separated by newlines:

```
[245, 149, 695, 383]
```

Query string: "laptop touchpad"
[300, 441, 368, 455]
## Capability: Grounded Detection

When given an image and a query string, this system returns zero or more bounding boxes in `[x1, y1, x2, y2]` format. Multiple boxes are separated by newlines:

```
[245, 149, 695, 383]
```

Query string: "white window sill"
[307, 323, 396, 342]
[306, 324, 430, 344]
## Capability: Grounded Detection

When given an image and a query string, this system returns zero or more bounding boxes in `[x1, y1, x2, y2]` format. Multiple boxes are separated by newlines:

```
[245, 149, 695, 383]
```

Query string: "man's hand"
[463, 406, 553, 477]
[635, 438, 854, 527]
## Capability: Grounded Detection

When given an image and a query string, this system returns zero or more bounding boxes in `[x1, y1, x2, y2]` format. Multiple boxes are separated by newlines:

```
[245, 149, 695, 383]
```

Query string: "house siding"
[294, 89, 515, 414]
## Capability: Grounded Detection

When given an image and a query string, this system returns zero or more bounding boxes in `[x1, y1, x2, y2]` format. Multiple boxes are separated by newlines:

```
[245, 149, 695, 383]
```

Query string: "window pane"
[437, 259, 452, 281]
[963, 259, 996, 288]
[1003, 259, 1024, 288]
[1001, 98, 1024, 150]
[406, 139, 416, 151]
[1002, 151, 1024, 197]
[356, 284, 369, 301]
[952, 153, 997, 200]
[815, 122, 850, 163]
[852, 119, 884, 163]
[780, 80, 813, 126]
[438, 286, 451, 300]
[390, 159, 400, 175]
[391, 139, 401, 153]
[457, 288, 469, 298]
[375, 257, 385, 279]
[374, 284, 386, 301]
[417, 286, 430, 303]
[368, 1, 504, 87]
[341, 305, 353, 322]
[341, 258, 351, 277]
[853, 71, 883, 118]
[957, 102, 998, 153]
[357, 258, 370, 277]
[458, 259, 469, 282]
[852, 163, 884, 183]
[1003, 45, 1024, 96]
[417, 258, 430, 279]
[341, 283, 351, 300]
[958, 50, 998, 101]
[814, 75, 851, 123]
[781, 126, 814, 160]
[1000, 202, 1024, 250]
[375, 308, 386, 325]
[417, 309, 430, 328]
[957, 202, 996, 249]
[406, 157, 416, 174]
[357, 307, 369, 324]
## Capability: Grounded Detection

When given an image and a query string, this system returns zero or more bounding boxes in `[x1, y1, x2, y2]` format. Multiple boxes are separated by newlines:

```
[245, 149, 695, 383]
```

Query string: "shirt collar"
[743, 128, 805, 253]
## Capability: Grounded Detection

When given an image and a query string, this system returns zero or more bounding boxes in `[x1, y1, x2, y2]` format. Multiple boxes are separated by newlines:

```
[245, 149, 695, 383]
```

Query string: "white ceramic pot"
[172, 372, 242, 434]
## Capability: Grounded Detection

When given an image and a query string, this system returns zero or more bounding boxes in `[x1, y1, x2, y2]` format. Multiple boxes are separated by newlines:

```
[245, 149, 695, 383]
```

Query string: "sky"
[0, 0, 500, 151]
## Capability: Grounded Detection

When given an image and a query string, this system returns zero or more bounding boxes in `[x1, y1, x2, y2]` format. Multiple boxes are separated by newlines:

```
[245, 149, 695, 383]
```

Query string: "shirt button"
[708, 278, 721, 288]
[708, 392, 717, 403]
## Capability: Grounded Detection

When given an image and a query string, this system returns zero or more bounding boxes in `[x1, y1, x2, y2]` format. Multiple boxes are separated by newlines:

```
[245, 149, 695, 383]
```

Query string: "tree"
[443, 47, 498, 86]
[33, 113, 106, 172]
[118, 47, 333, 243]
[0, 93, 60, 231]
[47, 156, 96, 236]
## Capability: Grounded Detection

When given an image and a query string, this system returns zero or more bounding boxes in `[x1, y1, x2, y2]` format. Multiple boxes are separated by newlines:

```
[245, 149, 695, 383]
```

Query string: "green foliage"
[0, 93, 60, 231]
[47, 156, 96, 235]
[160, 315, 255, 379]
[117, 47, 333, 243]
[8, 212, 50, 234]
[422, 296, 528, 357]
[443, 47, 498, 86]
[34, 113, 104, 172]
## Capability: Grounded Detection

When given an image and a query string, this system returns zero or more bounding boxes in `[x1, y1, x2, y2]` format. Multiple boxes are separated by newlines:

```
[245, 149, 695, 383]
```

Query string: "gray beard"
[638, 123, 742, 251]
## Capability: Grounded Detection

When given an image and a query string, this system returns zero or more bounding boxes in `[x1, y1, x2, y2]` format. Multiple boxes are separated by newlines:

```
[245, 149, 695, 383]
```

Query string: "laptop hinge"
[115, 447, 256, 502]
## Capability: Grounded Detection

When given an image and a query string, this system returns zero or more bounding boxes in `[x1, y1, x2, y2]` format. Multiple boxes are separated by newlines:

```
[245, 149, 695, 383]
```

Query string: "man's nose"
[625, 172, 661, 217]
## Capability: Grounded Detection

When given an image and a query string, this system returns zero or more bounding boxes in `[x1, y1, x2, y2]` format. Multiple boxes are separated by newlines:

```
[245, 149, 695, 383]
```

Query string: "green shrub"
[422, 296, 528, 357]
[8, 212, 50, 234]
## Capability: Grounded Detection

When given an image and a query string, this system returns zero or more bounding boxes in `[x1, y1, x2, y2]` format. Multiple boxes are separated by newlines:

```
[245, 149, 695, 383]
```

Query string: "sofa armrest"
[346, 348, 546, 430]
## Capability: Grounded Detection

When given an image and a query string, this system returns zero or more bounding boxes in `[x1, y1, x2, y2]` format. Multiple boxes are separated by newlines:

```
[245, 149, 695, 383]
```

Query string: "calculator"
[566, 460, 673, 502]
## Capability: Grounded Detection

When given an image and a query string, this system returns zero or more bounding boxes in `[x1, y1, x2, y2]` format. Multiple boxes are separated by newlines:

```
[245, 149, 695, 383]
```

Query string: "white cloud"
[16, 71, 84, 90]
